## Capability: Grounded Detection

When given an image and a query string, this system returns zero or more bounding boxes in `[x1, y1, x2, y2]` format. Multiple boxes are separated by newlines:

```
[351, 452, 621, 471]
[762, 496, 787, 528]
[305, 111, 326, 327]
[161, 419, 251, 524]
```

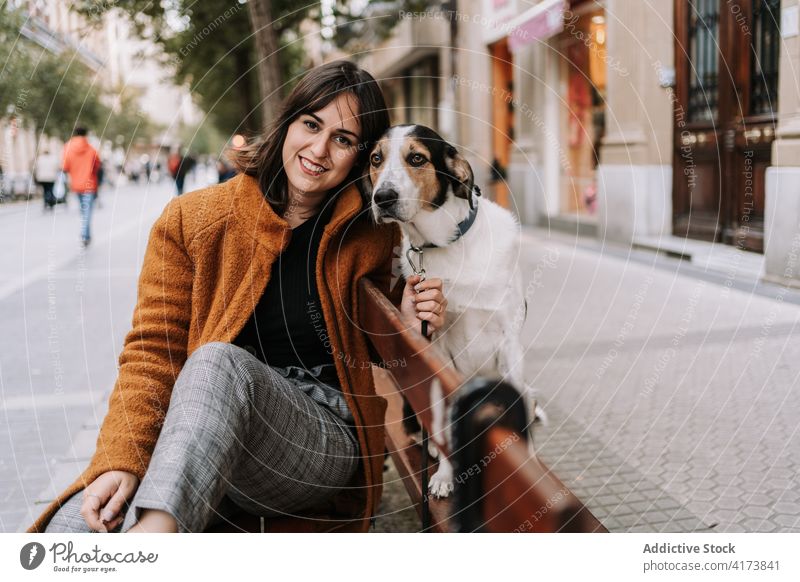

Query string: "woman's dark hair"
[232, 60, 389, 215]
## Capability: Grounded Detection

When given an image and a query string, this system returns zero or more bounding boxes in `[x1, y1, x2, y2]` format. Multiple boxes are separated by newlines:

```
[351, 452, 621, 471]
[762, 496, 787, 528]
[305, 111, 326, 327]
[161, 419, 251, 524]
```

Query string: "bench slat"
[359, 280, 460, 455]
[481, 426, 608, 533]
[374, 366, 452, 532]
[360, 277, 607, 533]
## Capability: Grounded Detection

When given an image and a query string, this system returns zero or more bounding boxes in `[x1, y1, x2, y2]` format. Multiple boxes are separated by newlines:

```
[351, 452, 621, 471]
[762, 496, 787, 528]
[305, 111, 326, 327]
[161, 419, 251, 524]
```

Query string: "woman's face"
[282, 92, 362, 197]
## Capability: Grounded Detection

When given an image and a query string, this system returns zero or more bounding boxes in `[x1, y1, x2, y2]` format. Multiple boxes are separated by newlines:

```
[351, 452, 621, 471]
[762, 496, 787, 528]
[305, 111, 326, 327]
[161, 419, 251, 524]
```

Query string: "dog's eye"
[409, 153, 427, 166]
[370, 153, 382, 166]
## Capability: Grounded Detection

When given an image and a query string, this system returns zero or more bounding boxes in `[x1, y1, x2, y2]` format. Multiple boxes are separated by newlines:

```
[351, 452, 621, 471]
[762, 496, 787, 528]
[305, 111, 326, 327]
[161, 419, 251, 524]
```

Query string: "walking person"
[61, 127, 100, 247]
[167, 148, 196, 195]
[94, 161, 104, 210]
[34, 146, 61, 211]
[29, 60, 447, 534]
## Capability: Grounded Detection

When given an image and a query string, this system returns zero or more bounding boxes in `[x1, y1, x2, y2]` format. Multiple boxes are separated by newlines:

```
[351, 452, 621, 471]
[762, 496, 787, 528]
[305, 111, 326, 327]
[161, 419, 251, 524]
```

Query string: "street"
[2, 180, 798, 532]
[0, 178, 187, 532]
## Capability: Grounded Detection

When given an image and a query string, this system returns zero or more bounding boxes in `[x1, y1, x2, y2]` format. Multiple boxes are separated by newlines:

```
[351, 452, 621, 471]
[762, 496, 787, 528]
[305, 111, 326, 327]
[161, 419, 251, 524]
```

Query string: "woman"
[29, 61, 447, 533]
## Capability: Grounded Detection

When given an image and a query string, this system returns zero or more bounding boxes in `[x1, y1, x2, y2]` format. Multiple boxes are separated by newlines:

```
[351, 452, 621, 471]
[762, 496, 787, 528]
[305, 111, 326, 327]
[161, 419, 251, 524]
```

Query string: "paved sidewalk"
[376, 228, 798, 532]
[2, 180, 176, 532]
[519, 228, 800, 532]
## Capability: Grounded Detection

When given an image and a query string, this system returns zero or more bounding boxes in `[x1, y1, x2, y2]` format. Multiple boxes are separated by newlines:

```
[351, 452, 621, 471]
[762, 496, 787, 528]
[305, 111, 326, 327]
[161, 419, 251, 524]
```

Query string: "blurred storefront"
[358, 14, 452, 135]
[346, 0, 799, 284]
[456, 0, 553, 222]
[558, 5, 606, 217]
[380, 56, 442, 129]
[457, 0, 605, 226]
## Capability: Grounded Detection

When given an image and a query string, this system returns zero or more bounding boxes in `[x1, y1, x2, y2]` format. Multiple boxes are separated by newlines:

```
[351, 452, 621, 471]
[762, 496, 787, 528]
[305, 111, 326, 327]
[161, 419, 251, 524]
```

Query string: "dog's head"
[360, 124, 481, 224]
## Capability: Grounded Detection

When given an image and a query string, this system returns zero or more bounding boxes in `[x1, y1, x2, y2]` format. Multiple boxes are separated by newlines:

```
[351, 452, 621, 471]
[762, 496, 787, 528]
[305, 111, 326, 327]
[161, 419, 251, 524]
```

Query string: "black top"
[233, 199, 337, 373]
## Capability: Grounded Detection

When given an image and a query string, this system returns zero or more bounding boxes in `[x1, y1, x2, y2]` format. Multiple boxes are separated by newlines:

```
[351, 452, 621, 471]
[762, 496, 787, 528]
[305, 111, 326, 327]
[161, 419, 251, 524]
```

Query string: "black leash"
[406, 244, 431, 339]
[406, 243, 432, 530]
[421, 427, 430, 531]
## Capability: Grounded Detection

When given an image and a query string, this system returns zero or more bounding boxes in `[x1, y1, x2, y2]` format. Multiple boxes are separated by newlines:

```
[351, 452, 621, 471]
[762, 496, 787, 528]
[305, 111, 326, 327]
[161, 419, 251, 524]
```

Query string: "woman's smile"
[298, 155, 328, 176]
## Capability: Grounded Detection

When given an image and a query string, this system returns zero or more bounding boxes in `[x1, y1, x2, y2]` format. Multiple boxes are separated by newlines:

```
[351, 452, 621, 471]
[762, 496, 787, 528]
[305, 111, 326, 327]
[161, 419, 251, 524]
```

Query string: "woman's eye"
[334, 135, 353, 146]
[371, 153, 382, 166]
[409, 154, 426, 166]
[303, 120, 318, 131]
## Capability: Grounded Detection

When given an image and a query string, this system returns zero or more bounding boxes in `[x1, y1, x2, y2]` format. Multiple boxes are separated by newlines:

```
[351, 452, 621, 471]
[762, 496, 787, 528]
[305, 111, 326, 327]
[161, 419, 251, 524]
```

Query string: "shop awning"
[508, 0, 566, 51]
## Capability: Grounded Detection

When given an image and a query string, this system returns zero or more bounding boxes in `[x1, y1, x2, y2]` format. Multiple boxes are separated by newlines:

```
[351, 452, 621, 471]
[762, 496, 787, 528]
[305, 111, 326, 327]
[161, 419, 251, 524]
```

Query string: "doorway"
[558, 4, 607, 216]
[489, 38, 513, 208]
[673, 0, 780, 252]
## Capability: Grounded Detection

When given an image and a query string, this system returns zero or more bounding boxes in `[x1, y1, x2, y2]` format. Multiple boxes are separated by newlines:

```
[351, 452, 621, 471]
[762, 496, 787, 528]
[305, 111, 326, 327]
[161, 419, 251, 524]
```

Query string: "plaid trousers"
[45, 342, 359, 533]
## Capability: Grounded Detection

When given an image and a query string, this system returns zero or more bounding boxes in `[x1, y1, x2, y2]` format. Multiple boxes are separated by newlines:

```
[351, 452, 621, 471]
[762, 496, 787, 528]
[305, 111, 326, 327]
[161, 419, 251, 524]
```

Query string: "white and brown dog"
[362, 124, 543, 498]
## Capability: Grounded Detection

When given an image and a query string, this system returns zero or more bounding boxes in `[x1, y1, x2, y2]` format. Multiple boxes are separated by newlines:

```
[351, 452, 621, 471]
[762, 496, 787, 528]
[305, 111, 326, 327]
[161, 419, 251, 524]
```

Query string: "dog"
[362, 124, 543, 498]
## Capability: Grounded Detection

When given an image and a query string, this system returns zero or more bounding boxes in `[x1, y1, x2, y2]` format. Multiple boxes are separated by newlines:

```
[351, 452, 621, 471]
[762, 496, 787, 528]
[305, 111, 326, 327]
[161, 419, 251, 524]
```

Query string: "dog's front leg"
[428, 456, 455, 498]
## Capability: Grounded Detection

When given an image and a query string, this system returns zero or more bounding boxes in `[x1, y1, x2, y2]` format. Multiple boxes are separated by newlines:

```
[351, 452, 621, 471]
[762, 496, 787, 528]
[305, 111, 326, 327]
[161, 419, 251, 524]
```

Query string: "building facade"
[0, 0, 109, 194]
[348, 0, 800, 286]
[0, 2, 200, 195]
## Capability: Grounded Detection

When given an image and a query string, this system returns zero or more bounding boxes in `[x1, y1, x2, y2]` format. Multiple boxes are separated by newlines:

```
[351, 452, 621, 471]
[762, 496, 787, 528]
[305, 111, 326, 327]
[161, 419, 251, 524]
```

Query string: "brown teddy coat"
[28, 174, 402, 533]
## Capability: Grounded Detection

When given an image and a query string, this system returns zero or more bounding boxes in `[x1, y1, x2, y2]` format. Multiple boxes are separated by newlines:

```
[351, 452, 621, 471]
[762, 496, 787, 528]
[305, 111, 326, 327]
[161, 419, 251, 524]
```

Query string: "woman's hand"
[79, 470, 140, 532]
[400, 275, 447, 337]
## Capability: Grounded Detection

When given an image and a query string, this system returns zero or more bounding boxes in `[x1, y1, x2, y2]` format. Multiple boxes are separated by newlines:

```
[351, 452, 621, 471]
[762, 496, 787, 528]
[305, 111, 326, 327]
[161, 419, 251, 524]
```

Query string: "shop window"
[559, 7, 606, 215]
[404, 57, 440, 129]
[749, 0, 780, 116]
[687, 0, 720, 122]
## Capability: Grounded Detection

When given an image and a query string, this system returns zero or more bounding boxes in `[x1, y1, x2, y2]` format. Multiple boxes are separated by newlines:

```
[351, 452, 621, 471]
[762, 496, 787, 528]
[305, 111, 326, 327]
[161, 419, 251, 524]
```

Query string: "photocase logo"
[20, 542, 46, 570]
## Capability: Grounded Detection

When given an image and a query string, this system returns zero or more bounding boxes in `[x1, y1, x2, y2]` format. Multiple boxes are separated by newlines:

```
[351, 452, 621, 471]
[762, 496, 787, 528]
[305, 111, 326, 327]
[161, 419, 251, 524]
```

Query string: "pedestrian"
[61, 127, 100, 247]
[34, 146, 61, 211]
[142, 154, 152, 181]
[94, 161, 104, 210]
[0, 162, 4, 201]
[168, 148, 196, 195]
[29, 60, 447, 534]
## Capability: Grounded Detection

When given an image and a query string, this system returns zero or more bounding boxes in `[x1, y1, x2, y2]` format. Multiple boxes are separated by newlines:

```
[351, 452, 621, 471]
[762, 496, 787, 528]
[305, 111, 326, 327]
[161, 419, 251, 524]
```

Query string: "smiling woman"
[30, 60, 448, 534]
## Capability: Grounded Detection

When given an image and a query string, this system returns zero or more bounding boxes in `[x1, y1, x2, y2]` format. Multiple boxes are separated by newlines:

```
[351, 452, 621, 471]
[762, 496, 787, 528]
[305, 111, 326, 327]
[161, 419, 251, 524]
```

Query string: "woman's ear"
[445, 145, 479, 209]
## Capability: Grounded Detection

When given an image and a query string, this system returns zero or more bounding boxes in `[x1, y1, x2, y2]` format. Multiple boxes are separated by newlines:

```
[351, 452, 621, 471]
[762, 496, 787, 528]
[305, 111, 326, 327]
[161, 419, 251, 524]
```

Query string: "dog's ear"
[445, 145, 480, 209]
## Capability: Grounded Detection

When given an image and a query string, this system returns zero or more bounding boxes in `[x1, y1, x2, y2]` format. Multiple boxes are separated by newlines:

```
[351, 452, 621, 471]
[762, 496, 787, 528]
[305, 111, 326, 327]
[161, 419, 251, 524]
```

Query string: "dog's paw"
[428, 460, 455, 498]
[428, 474, 454, 498]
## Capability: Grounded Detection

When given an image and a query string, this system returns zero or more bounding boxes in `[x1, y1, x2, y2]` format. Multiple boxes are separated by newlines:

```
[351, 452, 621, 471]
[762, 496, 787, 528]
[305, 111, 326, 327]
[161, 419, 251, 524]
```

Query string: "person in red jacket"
[62, 127, 101, 247]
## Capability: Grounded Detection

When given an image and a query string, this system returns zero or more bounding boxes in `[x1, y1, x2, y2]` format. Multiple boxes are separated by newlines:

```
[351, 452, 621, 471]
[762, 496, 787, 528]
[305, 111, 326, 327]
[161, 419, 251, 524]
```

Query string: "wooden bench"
[359, 278, 607, 533]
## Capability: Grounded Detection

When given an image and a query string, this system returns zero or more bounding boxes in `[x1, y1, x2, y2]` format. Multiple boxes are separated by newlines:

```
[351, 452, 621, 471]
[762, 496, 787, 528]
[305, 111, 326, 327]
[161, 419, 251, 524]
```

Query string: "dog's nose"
[373, 187, 399, 209]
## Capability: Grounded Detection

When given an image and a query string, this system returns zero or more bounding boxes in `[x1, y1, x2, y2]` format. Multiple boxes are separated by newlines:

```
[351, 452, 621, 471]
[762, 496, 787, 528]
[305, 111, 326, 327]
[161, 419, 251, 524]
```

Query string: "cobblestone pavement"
[520, 229, 800, 533]
[373, 461, 418, 533]
[1, 180, 176, 532]
[4, 184, 798, 533]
